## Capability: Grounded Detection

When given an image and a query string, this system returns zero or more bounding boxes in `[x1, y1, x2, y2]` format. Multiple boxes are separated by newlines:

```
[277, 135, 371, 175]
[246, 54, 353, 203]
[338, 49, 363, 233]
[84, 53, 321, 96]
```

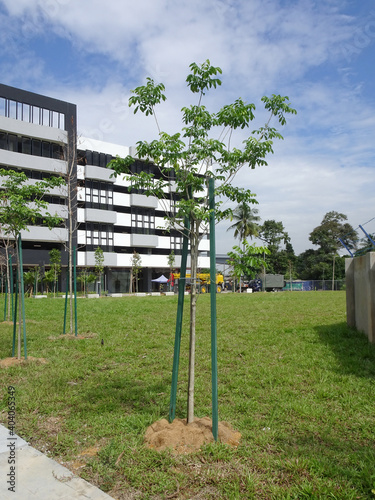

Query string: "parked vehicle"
[248, 274, 285, 292]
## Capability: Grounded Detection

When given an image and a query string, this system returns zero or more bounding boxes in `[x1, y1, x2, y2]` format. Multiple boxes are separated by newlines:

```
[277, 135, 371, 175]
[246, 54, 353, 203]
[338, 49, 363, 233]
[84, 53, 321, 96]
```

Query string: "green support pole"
[169, 218, 190, 423]
[63, 265, 69, 335]
[209, 178, 218, 441]
[3, 278, 7, 322]
[18, 236, 27, 360]
[12, 278, 18, 357]
[34, 269, 37, 296]
[73, 246, 78, 336]
[9, 255, 14, 318]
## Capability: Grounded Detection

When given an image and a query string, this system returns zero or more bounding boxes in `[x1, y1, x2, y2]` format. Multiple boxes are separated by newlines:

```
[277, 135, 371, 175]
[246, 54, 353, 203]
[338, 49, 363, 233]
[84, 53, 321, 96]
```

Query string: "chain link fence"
[283, 280, 345, 291]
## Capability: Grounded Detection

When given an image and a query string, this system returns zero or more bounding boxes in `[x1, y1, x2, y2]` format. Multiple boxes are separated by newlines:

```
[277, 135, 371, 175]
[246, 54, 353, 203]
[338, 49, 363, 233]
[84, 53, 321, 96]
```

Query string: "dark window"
[77, 151, 87, 166]
[8, 134, 18, 152]
[0, 132, 6, 149]
[92, 151, 99, 166]
[85, 150, 93, 165]
[22, 137, 31, 155]
[52, 143, 63, 159]
[32, 139, 41, 156]
[31, 170, 42, 180]
[99, 153, 106, 167]
[42, 141, 51, 157]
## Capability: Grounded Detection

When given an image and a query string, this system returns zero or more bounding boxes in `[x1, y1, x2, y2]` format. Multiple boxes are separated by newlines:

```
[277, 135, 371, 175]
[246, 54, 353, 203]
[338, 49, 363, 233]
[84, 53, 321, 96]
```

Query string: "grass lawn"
[1, 291, 375, 499]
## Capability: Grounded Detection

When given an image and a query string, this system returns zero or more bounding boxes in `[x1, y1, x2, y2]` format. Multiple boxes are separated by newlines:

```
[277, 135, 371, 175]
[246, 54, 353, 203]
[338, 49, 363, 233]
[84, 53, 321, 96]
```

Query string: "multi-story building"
[0, 84, 210, 293]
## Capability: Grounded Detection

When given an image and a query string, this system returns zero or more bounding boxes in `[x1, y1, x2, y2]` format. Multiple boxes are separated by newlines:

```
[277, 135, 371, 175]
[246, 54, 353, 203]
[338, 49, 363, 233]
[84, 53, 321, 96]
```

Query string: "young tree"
[23, 267, 40, 297]
[228, 241, 269, 283]
[109, 60, 296, 422]
[77, 268, 96, 296]
[43, 269, 55, 294]
[168, 250, 176, 292]
[0, 168, 64, 358]
[130, 251, 142, 293]
[49, 248, 61, 297]
[94, 246, 104, 296]
[0, 233, 14, 320]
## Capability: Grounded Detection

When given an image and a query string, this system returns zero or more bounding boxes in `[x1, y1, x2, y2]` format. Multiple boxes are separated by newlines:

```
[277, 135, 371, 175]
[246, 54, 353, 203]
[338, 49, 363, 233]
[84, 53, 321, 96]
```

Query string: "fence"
[283, 280, 345, 291]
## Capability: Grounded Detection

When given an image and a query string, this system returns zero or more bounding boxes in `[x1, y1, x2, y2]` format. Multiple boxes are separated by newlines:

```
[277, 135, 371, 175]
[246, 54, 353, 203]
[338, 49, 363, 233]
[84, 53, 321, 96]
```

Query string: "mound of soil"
[144, 417, 241, 455]
[0, 356, 48, 368]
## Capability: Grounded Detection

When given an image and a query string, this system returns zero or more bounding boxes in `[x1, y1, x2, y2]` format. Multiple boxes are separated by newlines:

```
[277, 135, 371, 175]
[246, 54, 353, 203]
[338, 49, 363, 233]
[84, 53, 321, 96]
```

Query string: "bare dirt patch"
[144, 417, 241, 455]
[0, 356, 48, 368]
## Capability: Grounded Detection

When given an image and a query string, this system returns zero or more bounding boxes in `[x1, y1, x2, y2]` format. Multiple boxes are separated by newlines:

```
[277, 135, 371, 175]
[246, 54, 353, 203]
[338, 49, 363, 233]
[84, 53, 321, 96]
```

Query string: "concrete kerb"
[0, 424, 113, 499]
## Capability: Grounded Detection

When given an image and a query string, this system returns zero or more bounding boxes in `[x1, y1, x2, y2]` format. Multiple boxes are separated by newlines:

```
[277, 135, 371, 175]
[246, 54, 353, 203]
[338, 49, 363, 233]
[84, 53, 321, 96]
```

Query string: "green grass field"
[1, 291, 375, 499]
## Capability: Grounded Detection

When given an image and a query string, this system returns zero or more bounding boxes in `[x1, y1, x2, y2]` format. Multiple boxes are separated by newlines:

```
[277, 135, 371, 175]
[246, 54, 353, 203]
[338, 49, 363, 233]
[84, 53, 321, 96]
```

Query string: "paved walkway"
[0, 424, 113, 499]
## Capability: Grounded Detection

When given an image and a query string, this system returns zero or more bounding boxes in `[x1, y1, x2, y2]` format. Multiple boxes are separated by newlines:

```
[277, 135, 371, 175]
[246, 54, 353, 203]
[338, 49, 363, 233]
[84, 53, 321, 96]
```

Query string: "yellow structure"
[173, 273, 224, 293]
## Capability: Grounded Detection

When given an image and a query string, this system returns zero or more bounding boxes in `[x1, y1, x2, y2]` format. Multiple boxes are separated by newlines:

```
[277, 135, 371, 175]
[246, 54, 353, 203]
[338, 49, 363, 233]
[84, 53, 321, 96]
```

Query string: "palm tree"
[227, 203, 260, 247]
[227, 203, 261, 292]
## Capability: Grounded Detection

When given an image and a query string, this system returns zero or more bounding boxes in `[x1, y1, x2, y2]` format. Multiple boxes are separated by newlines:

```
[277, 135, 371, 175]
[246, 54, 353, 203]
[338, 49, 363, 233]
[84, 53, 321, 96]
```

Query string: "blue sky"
[0, 0, 374, 255]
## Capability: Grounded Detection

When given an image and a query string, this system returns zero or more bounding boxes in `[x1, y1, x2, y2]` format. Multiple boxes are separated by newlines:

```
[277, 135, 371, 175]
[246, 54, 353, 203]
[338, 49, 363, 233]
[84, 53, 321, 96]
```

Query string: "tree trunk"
[187, 219, 198, 424]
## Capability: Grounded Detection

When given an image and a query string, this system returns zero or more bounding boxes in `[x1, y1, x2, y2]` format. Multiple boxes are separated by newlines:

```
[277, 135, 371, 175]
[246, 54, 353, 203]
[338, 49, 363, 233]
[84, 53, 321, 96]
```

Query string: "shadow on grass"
[274, 429, 375, 496]
[314, 322, 375, 379]
[74, 374, 171, 419]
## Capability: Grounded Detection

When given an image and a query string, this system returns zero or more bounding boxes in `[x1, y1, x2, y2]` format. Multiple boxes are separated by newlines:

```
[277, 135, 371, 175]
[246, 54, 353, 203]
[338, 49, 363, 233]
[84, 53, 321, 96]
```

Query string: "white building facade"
[0, 84, 210, 293]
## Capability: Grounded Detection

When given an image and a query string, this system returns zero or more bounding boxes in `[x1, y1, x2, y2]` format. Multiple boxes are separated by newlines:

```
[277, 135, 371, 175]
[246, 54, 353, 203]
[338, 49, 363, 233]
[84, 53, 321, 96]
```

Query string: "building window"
[131, 208, 155, 234]
[85, 180, 113, 210]
[0, 131, 64, 159]
[81, 149, 113, 168]
[0, 96, 65, 129]
[22, 137, 31, 155]
[32, 139, 42, 156]
[171, 235, 183, 252]
[86, 223, 114, 252]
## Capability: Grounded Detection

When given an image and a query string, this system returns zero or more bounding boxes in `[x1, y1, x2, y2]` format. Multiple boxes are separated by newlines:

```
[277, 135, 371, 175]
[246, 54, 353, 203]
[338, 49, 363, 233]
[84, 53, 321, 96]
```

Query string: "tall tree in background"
[309, 211, 357, 254]
[296, 212, 356, 281]
[309, 211, 357, 287]
[227, 203, 260, 246]
[109, 60, 296, 423]
[258, 219, 293, 274]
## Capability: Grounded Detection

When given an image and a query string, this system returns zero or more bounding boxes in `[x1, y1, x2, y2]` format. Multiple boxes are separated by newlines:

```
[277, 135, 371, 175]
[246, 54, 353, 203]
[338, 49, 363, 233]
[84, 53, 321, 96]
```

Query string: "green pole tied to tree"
[169, 217, 190, 423]
[73, 246, 78, 336]
[209, 178, 218, 441]
[18, 235, 27, 360]
[63, 262, 69, 335]
[12, 276, 18, 357]
[9, 255, 14, 318]
[3, 273, 7, 322]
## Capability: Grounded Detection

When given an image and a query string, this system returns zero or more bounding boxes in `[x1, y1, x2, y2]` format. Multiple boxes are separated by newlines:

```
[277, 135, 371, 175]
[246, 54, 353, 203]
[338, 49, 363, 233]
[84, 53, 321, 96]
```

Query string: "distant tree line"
[227, 208, 370, 281]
